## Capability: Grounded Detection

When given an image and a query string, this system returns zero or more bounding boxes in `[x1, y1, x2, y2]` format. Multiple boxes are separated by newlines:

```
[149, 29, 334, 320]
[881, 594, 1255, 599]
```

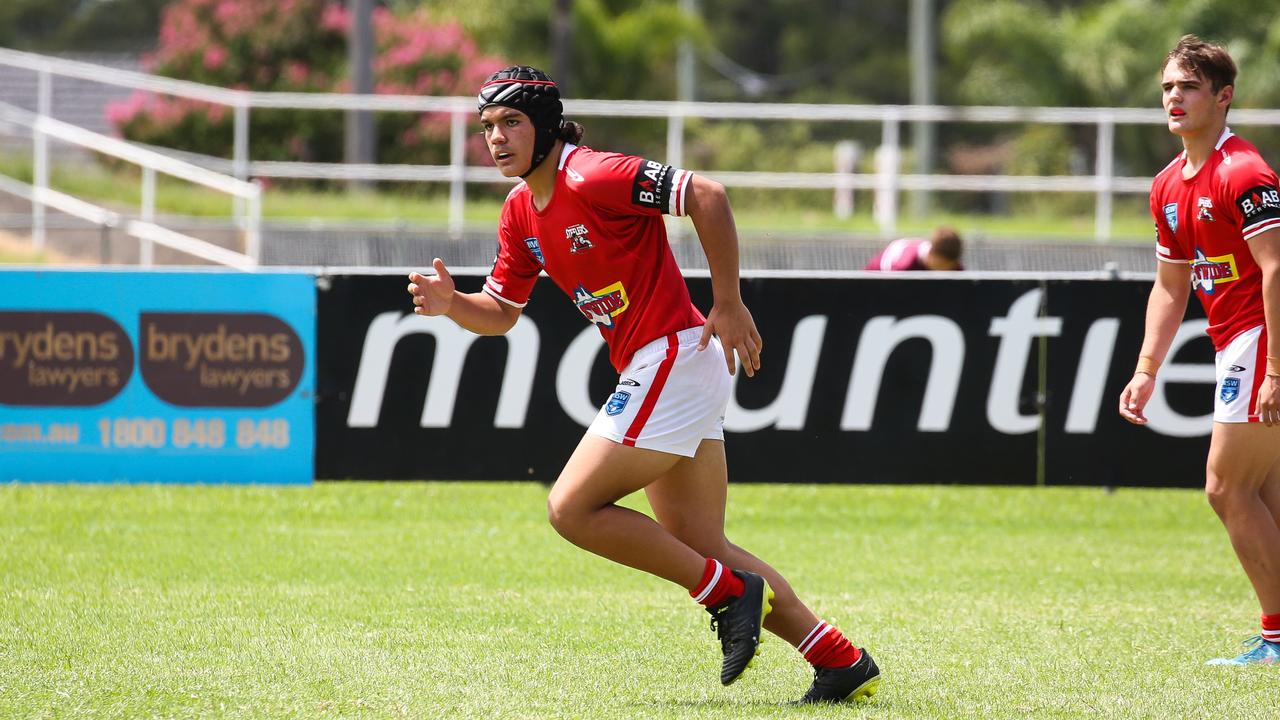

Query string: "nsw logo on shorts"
[1221, 377, 1240, 404]
[605, 391, 631, 416]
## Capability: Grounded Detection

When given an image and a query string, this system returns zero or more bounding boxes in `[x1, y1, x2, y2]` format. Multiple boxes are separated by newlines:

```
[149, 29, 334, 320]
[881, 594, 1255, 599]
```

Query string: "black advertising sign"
[316, 271, 1212, 487]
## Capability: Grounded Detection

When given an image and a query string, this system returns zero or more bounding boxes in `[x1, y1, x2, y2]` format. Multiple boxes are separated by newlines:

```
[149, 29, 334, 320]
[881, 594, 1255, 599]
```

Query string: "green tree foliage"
[392, 0, 702, 101]
[0, 0, 168, 52]
[943, 0, 1280, 110]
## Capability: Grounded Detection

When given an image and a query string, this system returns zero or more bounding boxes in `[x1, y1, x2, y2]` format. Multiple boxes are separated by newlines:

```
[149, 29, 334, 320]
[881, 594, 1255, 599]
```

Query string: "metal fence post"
[448, 109, 466, 241]
[666, 106, 686, 242]
[874, 114, 901, 237]
[1094, 114, 1115, 243]
[834, 140, 859, 219]
[32, 67, 51, 252]
[233, 100, 249, 234]
[140, 166, 155, 266]
[246, 182, 262, 265]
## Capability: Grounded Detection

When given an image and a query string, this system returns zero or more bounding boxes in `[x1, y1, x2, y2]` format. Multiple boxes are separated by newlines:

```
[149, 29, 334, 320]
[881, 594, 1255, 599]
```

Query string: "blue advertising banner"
[0, 270, 315, 483]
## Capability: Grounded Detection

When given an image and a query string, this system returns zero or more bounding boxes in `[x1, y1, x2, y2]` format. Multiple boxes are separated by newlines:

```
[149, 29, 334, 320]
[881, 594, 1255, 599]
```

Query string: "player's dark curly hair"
[1163, 35, 1237, 95]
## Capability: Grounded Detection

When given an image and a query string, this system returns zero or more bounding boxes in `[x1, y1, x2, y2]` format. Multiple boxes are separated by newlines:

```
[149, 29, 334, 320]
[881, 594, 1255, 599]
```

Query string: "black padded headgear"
[478, 66, 564, 178]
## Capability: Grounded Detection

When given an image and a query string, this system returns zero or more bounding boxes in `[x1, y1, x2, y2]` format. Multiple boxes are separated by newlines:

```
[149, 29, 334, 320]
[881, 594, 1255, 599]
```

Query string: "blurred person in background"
[407, 66, 879, 703]
[1119, 35, 1280, 666]
[864, 226, 964, 271]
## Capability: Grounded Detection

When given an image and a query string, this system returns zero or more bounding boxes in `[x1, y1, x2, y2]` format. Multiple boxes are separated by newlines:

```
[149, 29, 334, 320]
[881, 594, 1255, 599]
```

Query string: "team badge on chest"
[565, 223, 594, 253]
[1197, 196, 1215, 222]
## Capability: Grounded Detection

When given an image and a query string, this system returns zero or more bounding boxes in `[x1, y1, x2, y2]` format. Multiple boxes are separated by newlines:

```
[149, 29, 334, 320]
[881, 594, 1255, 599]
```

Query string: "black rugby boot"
[797, 649, 881, 704]
[705, 570, 774, 685]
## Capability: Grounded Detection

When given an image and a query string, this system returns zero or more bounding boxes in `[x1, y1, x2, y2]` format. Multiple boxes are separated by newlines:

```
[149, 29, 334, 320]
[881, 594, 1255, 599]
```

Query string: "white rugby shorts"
[587, 326, 731, 457]
[1214, 324, 1269, 423]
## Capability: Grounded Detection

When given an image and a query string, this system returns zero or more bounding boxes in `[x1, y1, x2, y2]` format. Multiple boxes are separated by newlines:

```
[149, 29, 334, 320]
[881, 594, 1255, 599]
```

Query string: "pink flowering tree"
[107, 0, 504, 165]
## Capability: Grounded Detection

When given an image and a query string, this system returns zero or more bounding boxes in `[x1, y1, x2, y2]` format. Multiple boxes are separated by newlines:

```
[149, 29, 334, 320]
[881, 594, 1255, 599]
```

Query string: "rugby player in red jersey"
[1119, 36, 1280, 665]
[407, 66, 879, 702]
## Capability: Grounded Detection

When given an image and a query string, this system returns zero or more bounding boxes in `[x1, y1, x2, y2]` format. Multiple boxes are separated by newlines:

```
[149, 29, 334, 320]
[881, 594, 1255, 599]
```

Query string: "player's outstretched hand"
[1118, 373, 1155, 425]
[407, 258, 455, 317]
[699, 300, 763, 377]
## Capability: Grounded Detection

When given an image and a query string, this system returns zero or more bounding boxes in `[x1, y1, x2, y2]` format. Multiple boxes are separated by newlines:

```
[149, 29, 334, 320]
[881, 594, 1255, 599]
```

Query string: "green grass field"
[1, 482, 1274, 719]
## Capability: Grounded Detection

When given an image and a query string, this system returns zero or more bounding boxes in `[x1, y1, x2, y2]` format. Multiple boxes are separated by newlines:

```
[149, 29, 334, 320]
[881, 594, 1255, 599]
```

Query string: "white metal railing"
[6, 46, 1280, 244]
[0, 99, 261, 268]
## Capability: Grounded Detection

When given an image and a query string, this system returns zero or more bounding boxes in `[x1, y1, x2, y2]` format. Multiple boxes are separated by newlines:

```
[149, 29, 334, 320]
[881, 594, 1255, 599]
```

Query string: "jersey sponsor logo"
[619, 378, 641, 387]
[1197, 196, 1215, 222]
[572, 282, 629, 328]
[566, 166, 585, 183]
[565, 223, 594, 254]
[1227, 364, 1246, 373]
[1237, 185, 1280, 220]
[1163, 202, 1179, 234]
[1220, 376, 1240, 404]
[1190, 248, 1240, 295]
[631, 159, 670, 210]
[524, 237, 545, 265]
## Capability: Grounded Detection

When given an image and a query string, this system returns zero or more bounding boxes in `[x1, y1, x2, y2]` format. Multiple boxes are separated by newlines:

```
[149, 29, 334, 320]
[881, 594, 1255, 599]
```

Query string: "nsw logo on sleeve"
[572, 282, 630, 328]
[524, 237, 545, 265]
[1237, 185, 1280, 220]
[631, 159, 670, 209]
[1163, 202, 1179, 234]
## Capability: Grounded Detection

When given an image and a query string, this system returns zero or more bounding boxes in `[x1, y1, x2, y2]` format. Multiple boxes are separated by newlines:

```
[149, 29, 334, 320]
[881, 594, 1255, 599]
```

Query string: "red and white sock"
[689, 558, 743, 607]
[1262, 613, 1280, 644]
[799, 620, 863, 668]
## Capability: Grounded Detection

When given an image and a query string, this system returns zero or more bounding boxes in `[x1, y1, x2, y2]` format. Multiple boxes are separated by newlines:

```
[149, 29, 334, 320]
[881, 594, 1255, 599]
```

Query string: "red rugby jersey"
[484, 144, 705, 371]
[1150, 128, 1280, 349]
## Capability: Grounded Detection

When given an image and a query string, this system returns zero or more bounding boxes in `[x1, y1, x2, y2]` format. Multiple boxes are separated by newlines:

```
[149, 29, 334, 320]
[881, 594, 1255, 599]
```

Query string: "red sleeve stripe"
[1243, 217, 1280, 240]
[622, 334, 679, 446]
[482, 281, 528, 308]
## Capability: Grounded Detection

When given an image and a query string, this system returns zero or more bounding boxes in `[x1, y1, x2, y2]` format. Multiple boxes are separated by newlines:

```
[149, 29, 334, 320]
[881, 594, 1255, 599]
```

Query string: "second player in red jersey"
[1150, 129, 1279, 349]
[1121, 35, 1280, 666]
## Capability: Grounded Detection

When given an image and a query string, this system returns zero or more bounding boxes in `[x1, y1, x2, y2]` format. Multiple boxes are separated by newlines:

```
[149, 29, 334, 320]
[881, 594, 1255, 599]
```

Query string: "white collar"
[557, 143, 578, 170]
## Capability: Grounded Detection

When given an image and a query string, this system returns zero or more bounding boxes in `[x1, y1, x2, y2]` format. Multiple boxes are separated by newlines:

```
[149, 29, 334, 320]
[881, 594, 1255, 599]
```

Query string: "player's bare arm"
[407, 257, 521, 336]
[684, 174, 763, 378]
[1119, 260, 1191, 425]
[1249, 228, 1280, 426]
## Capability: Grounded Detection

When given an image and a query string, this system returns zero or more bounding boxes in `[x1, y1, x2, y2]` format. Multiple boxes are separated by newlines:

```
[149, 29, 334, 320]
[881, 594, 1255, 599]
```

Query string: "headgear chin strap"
[477, 66, 564, 178]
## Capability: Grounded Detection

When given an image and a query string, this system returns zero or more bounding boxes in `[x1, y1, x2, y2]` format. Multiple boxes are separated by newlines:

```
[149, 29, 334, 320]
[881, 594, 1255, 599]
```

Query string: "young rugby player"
[408, 66, 880, 701]
[1119, 36, 1280, 665]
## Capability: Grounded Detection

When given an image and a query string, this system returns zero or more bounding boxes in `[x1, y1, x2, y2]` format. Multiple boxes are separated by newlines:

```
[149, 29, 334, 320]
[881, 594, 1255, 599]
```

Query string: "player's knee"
[1205, 473, 1250, 517]
[546, 493, 584, 541]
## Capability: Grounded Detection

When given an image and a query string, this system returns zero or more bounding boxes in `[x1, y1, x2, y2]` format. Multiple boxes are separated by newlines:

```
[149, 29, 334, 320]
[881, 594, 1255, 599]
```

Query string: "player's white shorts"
[1214, 324, 1269, 423]
[587, 326, 731, 457]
